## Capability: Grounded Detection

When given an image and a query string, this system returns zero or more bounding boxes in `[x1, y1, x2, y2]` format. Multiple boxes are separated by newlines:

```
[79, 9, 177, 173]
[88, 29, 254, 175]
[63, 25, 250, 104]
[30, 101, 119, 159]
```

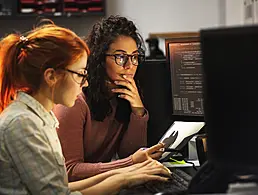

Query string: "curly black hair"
[83, 15, 145, 122]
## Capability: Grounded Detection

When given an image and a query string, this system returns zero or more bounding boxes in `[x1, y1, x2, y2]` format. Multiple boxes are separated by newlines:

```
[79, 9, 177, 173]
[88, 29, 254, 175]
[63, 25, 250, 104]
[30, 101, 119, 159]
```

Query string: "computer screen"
[165, 37, 204, 121]
[200, 25, 258, 166]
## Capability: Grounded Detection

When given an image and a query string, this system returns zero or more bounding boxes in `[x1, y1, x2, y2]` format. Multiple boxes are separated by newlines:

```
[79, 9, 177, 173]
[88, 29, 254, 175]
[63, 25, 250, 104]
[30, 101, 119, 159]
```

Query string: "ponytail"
[0, 34, 25, 112]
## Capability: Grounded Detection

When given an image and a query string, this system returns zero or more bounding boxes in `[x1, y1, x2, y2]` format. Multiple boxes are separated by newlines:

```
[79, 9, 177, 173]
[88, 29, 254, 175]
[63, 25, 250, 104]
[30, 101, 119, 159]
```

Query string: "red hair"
[0, 22, 90, 112]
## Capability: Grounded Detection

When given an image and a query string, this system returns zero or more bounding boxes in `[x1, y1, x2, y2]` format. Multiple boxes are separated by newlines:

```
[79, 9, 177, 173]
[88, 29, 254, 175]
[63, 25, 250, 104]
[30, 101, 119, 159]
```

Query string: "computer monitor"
[200, 25, 258, 167]
[136, 59, 173, 146]
[165, 37, 204, 122]
[160, 37, 205, 162]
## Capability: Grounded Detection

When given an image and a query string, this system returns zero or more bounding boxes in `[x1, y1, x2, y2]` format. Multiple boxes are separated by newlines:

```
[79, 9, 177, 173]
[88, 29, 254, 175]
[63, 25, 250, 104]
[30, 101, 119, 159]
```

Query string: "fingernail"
[163, 165, 171, 174]
[141, 147, 148, 150]
[123, 75, 127, 78]
[159, 148, 165, 152]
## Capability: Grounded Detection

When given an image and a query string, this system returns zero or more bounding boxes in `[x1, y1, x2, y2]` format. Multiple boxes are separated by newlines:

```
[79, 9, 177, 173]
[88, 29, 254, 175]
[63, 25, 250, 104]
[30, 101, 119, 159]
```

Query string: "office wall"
[106, 0, 222, 42]
[225, 0, 243, 26]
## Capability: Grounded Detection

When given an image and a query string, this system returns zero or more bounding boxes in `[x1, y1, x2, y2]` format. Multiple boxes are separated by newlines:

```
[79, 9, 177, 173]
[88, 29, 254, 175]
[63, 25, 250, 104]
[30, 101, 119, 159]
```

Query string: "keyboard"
[118, 168, 192, 195]
[144, 168, 192, 194]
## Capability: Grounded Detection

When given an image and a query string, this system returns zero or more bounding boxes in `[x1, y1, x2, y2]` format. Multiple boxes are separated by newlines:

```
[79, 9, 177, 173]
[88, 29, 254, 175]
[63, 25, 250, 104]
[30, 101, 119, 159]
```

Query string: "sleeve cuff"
[99, 156, 134, 173]
[130, 108, 149, 121]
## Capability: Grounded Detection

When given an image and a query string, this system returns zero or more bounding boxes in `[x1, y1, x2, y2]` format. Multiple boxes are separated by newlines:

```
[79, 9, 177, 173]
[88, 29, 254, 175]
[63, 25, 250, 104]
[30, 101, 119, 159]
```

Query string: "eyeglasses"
[62, 68, 88, 87]
[105, 53, 145, 67]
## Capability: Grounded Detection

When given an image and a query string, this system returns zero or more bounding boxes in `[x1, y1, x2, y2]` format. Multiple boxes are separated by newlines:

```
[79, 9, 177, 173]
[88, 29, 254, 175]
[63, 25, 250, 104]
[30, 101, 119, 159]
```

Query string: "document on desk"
[163, 160, 200, 168]
[159, 121, 205, 150]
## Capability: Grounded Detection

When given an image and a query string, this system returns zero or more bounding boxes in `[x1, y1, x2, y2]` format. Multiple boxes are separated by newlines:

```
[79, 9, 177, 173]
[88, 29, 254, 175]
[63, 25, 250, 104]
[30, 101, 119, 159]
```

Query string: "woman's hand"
[79, 158, 171, 195]
[111, 75, 145, 116]
[111, 159, 151, 174]
[132, 143, 164, 164]
[111, 155, 170, 174]
[117, 158, 172, 189]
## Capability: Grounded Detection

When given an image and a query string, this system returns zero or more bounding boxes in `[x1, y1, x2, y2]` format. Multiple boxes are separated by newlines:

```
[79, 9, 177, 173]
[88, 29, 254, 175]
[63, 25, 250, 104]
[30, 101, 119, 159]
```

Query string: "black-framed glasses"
[62, 68, 88, 87]
[105, 53, 145, 67]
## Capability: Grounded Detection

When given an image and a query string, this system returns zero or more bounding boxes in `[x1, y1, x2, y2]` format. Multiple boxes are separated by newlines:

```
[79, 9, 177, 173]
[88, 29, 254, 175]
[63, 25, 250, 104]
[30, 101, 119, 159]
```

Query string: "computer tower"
[136, 59, 173, 147]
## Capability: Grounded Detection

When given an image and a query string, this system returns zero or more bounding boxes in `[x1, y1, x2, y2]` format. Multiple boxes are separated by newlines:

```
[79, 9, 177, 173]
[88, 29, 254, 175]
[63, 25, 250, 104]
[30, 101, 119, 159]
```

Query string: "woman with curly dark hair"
[53, 15, 164, 181]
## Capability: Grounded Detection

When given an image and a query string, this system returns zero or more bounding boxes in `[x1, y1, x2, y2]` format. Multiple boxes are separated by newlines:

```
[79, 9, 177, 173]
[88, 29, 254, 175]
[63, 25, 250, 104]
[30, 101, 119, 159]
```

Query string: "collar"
[16, 92, 59, 128]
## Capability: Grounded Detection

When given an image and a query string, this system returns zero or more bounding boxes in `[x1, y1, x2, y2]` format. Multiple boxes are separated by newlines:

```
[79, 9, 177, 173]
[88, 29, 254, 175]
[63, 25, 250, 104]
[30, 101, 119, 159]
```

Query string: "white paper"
[159, 121, 205, 160]
[159, 121, 205, 150]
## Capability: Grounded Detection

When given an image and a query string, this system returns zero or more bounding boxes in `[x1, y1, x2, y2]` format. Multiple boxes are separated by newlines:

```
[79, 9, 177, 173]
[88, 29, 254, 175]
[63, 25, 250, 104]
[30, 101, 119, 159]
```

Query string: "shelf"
[0, 0, 106, 18]
[149, 32, 200, 39]
[13, 11, 104, 18]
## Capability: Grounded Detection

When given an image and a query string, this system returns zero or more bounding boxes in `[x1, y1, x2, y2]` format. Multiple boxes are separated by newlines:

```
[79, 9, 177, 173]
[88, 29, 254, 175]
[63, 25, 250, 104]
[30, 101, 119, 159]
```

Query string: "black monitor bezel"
[165, 36, 204, 122]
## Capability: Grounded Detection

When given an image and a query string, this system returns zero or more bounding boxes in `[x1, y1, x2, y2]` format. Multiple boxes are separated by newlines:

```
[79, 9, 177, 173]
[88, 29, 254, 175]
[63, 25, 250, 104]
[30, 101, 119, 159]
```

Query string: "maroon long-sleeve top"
[53, 93, 148, 181]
